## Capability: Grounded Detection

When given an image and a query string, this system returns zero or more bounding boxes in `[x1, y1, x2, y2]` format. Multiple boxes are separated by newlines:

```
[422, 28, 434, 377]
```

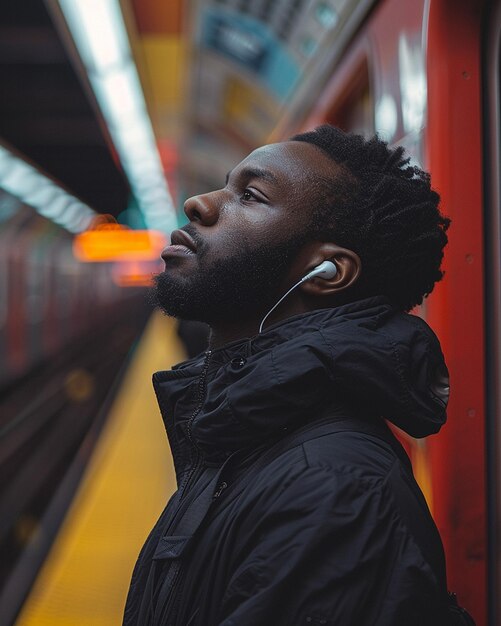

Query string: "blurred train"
[181, 0, 500, 623]
[0, 196, 137, 389]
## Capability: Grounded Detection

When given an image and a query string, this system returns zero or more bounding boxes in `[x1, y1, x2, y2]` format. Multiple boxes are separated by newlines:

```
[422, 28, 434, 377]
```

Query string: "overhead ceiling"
[0, 0, 130, 218]
[0, 0, 372, 223]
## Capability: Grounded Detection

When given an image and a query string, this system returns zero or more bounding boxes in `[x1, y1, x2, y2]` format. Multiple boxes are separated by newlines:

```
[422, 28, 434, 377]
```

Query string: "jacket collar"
[153, 296, 449, 475]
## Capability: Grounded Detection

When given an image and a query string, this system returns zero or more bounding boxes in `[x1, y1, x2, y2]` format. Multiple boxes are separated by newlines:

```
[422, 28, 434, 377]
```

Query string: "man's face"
[153, 141, 339, 324]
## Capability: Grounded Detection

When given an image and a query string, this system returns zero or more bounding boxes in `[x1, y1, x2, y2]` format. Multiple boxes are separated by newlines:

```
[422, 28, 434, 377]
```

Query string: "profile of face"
[152, 141, 345, 326]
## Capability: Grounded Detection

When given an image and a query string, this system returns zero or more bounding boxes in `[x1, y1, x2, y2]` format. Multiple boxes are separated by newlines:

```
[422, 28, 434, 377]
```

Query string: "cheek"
[242, 205, 305, 239]
[209, 197, 308, 257]
[216, 210, 284, 249]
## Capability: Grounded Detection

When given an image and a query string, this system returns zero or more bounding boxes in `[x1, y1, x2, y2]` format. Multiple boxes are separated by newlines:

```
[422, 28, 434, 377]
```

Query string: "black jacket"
[123, 296, 451, 626]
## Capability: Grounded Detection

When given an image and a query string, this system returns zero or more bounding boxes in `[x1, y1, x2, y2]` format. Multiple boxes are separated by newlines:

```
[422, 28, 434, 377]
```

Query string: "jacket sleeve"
[215, 465, 442, 626]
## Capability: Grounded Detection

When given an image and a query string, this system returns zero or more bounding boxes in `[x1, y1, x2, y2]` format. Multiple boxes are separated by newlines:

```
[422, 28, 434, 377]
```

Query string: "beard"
[151, 229, 308, 325]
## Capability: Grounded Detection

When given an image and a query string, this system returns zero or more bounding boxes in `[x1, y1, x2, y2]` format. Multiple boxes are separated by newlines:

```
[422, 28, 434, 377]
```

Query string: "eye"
[241, 189, 255, 201]
[239, 187, 268, 203]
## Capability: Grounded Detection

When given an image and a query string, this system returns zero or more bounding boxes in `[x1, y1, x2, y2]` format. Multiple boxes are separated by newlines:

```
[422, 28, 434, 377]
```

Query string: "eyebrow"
[226, 166, 279, 186]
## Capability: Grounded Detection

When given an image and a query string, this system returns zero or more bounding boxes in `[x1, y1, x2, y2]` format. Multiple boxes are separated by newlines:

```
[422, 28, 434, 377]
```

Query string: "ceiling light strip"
[0, 145, 96, 233]
[57, 0, 177, 233]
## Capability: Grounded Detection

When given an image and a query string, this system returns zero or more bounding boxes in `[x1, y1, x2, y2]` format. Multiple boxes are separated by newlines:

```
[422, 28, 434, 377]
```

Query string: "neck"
[207, 297, 312, 350]
[208, 320, 258, 350]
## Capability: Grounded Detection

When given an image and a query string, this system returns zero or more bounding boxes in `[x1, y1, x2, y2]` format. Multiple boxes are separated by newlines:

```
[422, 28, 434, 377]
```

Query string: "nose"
[184, 191, 220, 226]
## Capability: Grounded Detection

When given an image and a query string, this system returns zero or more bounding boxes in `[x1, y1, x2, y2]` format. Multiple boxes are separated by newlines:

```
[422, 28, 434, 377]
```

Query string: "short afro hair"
[291, 124, 450, 312]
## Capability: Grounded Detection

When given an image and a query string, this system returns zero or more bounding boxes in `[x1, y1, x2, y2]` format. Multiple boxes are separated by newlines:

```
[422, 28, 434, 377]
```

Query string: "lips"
[170, 229, 197, 252]
[161, 229, 197, 260]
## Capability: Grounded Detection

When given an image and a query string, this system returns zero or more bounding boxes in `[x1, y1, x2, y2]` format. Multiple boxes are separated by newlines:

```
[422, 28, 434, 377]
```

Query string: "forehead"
[234, 140, 340, 186]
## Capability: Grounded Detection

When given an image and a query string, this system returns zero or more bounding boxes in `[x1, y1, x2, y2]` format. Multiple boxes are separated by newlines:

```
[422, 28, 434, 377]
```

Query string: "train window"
[325, 60, 374, 136]
[0, 192, 21, 225]
[27, 252, 44, 324]
[27, 230, 53, 324]
[56, 247, 74, 317]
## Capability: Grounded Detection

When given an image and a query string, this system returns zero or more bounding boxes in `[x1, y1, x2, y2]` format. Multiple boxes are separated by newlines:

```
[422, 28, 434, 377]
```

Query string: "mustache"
[180, 223, 206, 253]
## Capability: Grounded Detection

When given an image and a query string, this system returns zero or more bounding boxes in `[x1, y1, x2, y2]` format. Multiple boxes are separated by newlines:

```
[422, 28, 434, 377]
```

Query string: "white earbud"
[301, 260, 337, 282]
[258, 260, 338, 333]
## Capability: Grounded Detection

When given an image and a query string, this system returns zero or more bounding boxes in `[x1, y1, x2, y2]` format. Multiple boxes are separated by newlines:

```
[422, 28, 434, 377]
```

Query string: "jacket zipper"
[180, 349, 212, 499]
[156, 350, 212, 625]
[155, 350, 213, 543]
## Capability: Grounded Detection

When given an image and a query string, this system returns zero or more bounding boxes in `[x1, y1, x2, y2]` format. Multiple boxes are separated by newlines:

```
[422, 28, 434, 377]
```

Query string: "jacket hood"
[153, 296, 449, 470]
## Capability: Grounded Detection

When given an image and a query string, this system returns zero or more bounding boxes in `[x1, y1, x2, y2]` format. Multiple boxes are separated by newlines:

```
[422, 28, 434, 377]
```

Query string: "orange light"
[73, 229, 167, 262]
[111, 260, 160, 287]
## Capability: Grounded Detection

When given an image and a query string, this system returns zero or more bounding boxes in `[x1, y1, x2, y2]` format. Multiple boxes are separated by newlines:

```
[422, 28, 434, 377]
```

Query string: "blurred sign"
[73, 229, 166, 262]
[206, 14, 268, 71]
[198, 8, 300, 102]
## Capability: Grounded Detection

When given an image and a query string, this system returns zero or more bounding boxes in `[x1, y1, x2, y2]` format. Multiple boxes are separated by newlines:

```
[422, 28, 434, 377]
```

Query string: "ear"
[300, 242, 362, 297]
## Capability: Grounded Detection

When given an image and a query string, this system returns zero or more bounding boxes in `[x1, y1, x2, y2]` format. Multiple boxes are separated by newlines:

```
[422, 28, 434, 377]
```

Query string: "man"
[124, 125, 453, 625]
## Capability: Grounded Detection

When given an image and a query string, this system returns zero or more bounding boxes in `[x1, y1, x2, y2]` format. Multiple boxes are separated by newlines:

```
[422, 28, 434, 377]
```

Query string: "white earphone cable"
[257, 261, 337, 334]
[258, 277, 306, 334]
